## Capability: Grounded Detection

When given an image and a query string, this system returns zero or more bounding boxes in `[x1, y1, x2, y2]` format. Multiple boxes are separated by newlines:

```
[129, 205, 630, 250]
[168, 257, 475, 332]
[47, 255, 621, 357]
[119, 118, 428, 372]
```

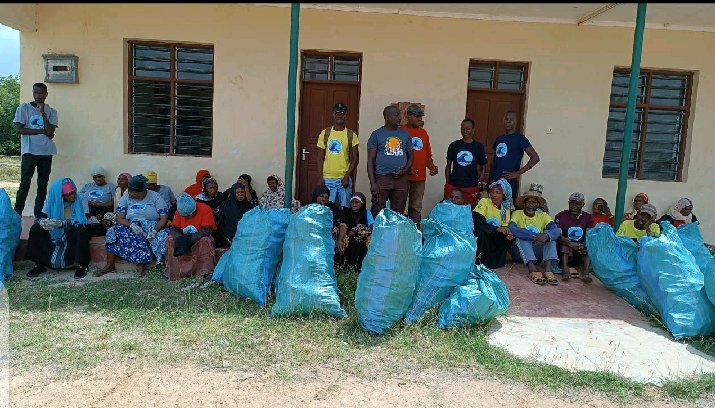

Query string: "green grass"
[5, 264, 715, 402]
[0, 155, 20, 182]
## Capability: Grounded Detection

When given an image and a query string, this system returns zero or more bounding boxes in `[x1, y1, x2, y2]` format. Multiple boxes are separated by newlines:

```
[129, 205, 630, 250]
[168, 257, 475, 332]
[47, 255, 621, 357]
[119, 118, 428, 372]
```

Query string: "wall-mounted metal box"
[42, 54, 79, 83]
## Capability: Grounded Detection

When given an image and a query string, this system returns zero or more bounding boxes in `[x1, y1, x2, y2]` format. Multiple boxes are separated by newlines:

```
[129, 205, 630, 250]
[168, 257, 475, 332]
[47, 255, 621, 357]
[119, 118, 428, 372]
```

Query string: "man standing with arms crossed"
[316, 102, 359, 210]
[400, 104, 438, 223]
[13, 83, 58, 217]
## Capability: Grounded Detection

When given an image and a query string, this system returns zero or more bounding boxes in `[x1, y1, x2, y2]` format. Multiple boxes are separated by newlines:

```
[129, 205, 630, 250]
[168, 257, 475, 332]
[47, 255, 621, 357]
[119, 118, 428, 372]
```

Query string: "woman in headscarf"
[25, 178, 91, 279]
[114, 172, 132, 205]
[259, 174, 301, 213]
[165, 193, 218, 281]
[195, 177, 227, 216]
[184, 169, 211, 198]
[623, 192, 649, 220]
[471, 178, 515, 269]
[658, 198, 697, 228]
[338, 192, 374, 270]
[95, 174, 171, 277]
[79, 165, 116, 218]
[312, 184, 348, 255]
[216, 183, 257, 246]
[223, 174, 259, 205]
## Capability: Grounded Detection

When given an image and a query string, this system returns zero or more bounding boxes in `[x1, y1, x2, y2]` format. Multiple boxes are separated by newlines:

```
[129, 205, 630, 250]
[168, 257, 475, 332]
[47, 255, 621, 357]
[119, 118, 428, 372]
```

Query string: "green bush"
[0, 75, 20, 156]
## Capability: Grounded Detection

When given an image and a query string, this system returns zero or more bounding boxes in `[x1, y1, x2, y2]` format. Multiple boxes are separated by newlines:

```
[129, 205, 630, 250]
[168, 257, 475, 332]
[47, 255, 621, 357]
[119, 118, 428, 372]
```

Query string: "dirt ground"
[8, 363, 713, 408]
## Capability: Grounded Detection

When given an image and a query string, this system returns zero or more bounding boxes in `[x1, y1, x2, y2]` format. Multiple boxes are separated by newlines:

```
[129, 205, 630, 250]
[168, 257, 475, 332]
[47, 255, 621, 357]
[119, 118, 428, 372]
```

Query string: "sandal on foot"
[93, 267, 115, 277]
[580, 272, 593, 284]
[543, 271, 559, 286]
[568, 267, 580, 279]
[529, 270, 546, 285]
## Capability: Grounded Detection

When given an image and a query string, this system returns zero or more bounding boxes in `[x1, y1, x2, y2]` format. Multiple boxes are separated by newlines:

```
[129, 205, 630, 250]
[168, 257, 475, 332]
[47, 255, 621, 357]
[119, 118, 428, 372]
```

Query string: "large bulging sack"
[425, 201, 474, 236]
[586, 223, 656, 314]
[355, 208, 422, 334]
[637, 222, 715, 339]
[676, 223, 715, 306]
[0, 188, 21, 285]
[437, 264, 510, 328]
[214, 207, 290, 307]
[271, 204, 346, 318]
[404, 218, 476, 324]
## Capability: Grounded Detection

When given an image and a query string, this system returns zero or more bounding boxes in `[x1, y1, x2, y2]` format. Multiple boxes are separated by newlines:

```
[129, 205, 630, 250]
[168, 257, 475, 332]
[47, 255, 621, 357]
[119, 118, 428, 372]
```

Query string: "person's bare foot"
[93, 265, 116, 277]
[136, 264, 147, 278]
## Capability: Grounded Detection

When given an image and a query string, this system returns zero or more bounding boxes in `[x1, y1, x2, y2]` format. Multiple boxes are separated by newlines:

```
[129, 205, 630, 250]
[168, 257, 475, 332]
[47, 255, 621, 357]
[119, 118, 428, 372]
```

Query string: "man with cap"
[367, 105, 414, 217]
[444, 118, 488, 209]
[554, 192, 595, 283]
[616, 203, 661, 240]
[79, 165, 116, 219]
[316, 102, 359, 210]
[401, 104, 438, 223]
[146, 170, 177, 219]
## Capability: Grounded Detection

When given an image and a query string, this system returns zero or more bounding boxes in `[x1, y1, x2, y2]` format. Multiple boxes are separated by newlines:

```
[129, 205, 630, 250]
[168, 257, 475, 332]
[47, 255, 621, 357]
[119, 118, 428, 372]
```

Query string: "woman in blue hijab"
[25, 178, 91, 279]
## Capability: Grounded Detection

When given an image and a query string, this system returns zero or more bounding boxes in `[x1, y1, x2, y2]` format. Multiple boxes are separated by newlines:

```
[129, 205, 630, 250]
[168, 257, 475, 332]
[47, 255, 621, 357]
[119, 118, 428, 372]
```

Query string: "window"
[468, 61, 527, 91]
[128, 41, 214, 156]
[602, 69, 693, 181]
[302, 53, 360, 82]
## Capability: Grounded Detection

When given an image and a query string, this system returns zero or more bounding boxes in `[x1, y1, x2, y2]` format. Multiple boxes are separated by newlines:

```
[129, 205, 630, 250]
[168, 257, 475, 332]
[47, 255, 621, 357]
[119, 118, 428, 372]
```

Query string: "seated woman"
[165, 193, 218, 281]
[25, 178, 91, 279]
[472, 178, 515, 269]
[223, 174, 259, 205]
[617, 203, 660, 240]
[658, 198, 697, 228]
[623, 192, 648, 220]
[338, 192, 374, 270]
[312, 185, 347, 255]
[591, 197, 614, 226]
[95, 175, 171, 277]
[195, 177, 227, 216]
[216, 183, 256, 246]
[184, 169, 211, 198]
[509, 190, 561, 286]
[259, 174, 301, 213]
[114, 172, 131, 204]
[79, 166, 116, 218]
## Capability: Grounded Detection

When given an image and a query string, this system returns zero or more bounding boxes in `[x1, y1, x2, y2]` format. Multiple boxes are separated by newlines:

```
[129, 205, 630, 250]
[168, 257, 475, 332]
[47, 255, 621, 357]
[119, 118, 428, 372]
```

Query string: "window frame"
[127, 40, 215, 157]
[604, 67, 694, 181]
[467, 59, 529, 94]
[300, 50, 362, 85]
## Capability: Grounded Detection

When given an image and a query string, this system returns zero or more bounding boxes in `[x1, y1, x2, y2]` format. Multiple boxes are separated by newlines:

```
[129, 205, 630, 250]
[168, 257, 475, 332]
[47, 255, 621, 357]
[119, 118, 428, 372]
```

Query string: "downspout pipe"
[284, 3, 300, 208]
[614, 3, 647, 229]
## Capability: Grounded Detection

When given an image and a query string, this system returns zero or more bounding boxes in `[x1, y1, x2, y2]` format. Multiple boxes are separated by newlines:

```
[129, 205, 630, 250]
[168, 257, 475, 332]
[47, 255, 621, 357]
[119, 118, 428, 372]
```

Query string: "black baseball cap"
[333, 102, 348, 114]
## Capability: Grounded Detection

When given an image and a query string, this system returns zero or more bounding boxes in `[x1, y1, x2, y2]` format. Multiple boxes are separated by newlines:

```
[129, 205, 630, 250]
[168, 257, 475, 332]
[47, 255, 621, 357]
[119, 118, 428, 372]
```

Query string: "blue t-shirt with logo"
[116, 190, 169, 222]
[367, 126, 413, 176]
[80, 181, 116, 204]
[490, 133, 531, 183]
[13, 102, 58, 156]
[446, 139, 487, 187]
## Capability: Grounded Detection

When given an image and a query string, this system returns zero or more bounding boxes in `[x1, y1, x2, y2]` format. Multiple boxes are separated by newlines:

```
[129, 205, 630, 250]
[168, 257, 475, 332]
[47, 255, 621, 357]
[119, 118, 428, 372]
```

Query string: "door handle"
[301, 148, 310, 161]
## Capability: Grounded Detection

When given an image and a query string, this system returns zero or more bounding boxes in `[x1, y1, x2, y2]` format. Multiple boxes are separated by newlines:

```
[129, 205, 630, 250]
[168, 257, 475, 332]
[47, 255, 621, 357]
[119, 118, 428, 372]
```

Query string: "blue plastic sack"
[271, 204, 346, 318]
[0, 188, 21, 285]
[437, 264, 510, 328]
[425, 201, 474, 236]
[355, 207, 422, 334]
[676, 223, 715, 306]
[404, 218, 476, 324]
[586, 223, 656, 314]
[213, 207, 290, 307]
[637, 222, 715, 339]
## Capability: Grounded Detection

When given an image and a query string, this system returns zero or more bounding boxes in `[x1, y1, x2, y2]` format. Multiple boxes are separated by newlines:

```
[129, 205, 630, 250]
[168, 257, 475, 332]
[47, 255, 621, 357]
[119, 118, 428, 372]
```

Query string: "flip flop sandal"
[529, 270, 546, 285]
[580, 272, 593, 283]
[568, 267, 581, 279]
[543, 271, 559, 286]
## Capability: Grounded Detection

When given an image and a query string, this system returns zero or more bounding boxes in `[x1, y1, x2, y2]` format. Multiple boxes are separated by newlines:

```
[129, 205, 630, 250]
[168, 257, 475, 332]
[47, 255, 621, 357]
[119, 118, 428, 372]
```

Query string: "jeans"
[324, 177, 352, 209]
[512, 238, 558, 264]
[15, 153, 53, 217]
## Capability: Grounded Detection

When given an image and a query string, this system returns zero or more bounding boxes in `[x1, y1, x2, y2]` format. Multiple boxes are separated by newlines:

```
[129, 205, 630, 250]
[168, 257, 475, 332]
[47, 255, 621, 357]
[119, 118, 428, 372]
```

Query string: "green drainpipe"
[614, 3, 647, 230]
[284, 3, 300, 208]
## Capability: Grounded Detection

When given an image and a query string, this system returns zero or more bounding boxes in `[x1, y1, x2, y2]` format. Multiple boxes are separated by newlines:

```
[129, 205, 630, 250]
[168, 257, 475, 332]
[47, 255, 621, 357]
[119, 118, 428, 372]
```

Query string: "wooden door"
[296, 51, 362, 205]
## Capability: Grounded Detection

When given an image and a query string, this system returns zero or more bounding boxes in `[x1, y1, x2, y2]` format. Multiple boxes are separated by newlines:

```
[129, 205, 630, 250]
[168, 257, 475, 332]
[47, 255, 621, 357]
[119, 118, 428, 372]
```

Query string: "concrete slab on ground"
[488, 263, 715, 385]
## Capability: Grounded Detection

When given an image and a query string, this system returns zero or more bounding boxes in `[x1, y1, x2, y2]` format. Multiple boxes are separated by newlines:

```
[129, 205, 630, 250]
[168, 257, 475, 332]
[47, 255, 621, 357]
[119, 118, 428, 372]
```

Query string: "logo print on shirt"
[88, 190, 103, 199]
[495, 142, 508, 158]
[526, 225, 541, 234]
[328, 139, 343, 155]
[129, 204, 147, 212]
[29, 115, 44, 129]
[456, 150, 473, 167]
[568, 226, 584, 241]
[487, 217, 501, 227]
[384, 136, 404, 157]
[411, 137, 424, 151]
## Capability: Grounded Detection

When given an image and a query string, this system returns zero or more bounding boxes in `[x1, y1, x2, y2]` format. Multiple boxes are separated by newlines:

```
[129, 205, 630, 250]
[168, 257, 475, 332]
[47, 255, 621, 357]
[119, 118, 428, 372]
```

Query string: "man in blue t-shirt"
[488, 111, 540, 196]
[367, 105, 413, 218]
[444, 118, 487, 209]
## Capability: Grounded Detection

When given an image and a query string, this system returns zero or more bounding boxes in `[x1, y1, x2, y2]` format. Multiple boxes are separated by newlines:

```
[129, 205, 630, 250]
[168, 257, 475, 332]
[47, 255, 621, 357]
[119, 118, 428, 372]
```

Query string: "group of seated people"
[23, 166, 699, 290]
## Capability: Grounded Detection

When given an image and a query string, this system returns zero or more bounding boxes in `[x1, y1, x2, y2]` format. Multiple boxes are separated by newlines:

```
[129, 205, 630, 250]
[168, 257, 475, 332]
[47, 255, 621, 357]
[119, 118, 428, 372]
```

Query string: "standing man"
[401, 104, 438, 223]
[488, 111, 540, 196]
[444, 118, 487, 209]
[316, 102, 359, 210]
[13, 83, 58, 217]
[367, 105, 413, 218]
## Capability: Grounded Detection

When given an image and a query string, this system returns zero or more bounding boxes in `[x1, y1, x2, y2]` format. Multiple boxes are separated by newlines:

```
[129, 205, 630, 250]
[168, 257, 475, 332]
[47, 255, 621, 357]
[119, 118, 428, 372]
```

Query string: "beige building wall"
[14, 4, 715, 240]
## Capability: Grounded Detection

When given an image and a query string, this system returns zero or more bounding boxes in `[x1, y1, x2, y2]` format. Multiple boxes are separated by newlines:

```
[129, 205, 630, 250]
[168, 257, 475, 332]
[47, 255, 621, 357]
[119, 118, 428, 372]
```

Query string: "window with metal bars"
[128, 41, 214, 156]
[601, 69, 693, 181]
[468, 61, 527, 91]
[302, 53, 360, 82]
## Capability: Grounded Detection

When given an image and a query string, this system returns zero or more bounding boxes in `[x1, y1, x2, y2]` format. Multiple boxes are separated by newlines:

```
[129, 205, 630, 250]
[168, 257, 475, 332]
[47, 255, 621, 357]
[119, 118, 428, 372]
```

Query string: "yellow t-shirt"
[316, 128, 360, 179]
[510, 210, 553, 233]
[473, 197, 511, 227]
[616, 220, 661, 239]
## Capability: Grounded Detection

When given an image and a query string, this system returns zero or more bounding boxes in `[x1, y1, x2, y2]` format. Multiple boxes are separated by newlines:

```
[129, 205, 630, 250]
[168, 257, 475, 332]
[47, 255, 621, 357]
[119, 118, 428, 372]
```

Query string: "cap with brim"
[333, 102, 348, 113]
[515, 190, 546, 209]
[568, 192, 585, 203]
[406, 105, 425, 116]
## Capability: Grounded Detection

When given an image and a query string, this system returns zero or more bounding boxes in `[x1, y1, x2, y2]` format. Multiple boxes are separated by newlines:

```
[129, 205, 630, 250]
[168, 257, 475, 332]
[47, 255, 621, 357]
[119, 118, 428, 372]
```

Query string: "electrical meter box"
[43, 54, 79, 83]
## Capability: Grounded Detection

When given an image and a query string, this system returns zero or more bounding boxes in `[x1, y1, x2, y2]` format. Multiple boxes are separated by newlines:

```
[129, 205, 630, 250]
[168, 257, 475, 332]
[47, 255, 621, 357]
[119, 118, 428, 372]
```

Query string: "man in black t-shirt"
[444, 118, 487, 209]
